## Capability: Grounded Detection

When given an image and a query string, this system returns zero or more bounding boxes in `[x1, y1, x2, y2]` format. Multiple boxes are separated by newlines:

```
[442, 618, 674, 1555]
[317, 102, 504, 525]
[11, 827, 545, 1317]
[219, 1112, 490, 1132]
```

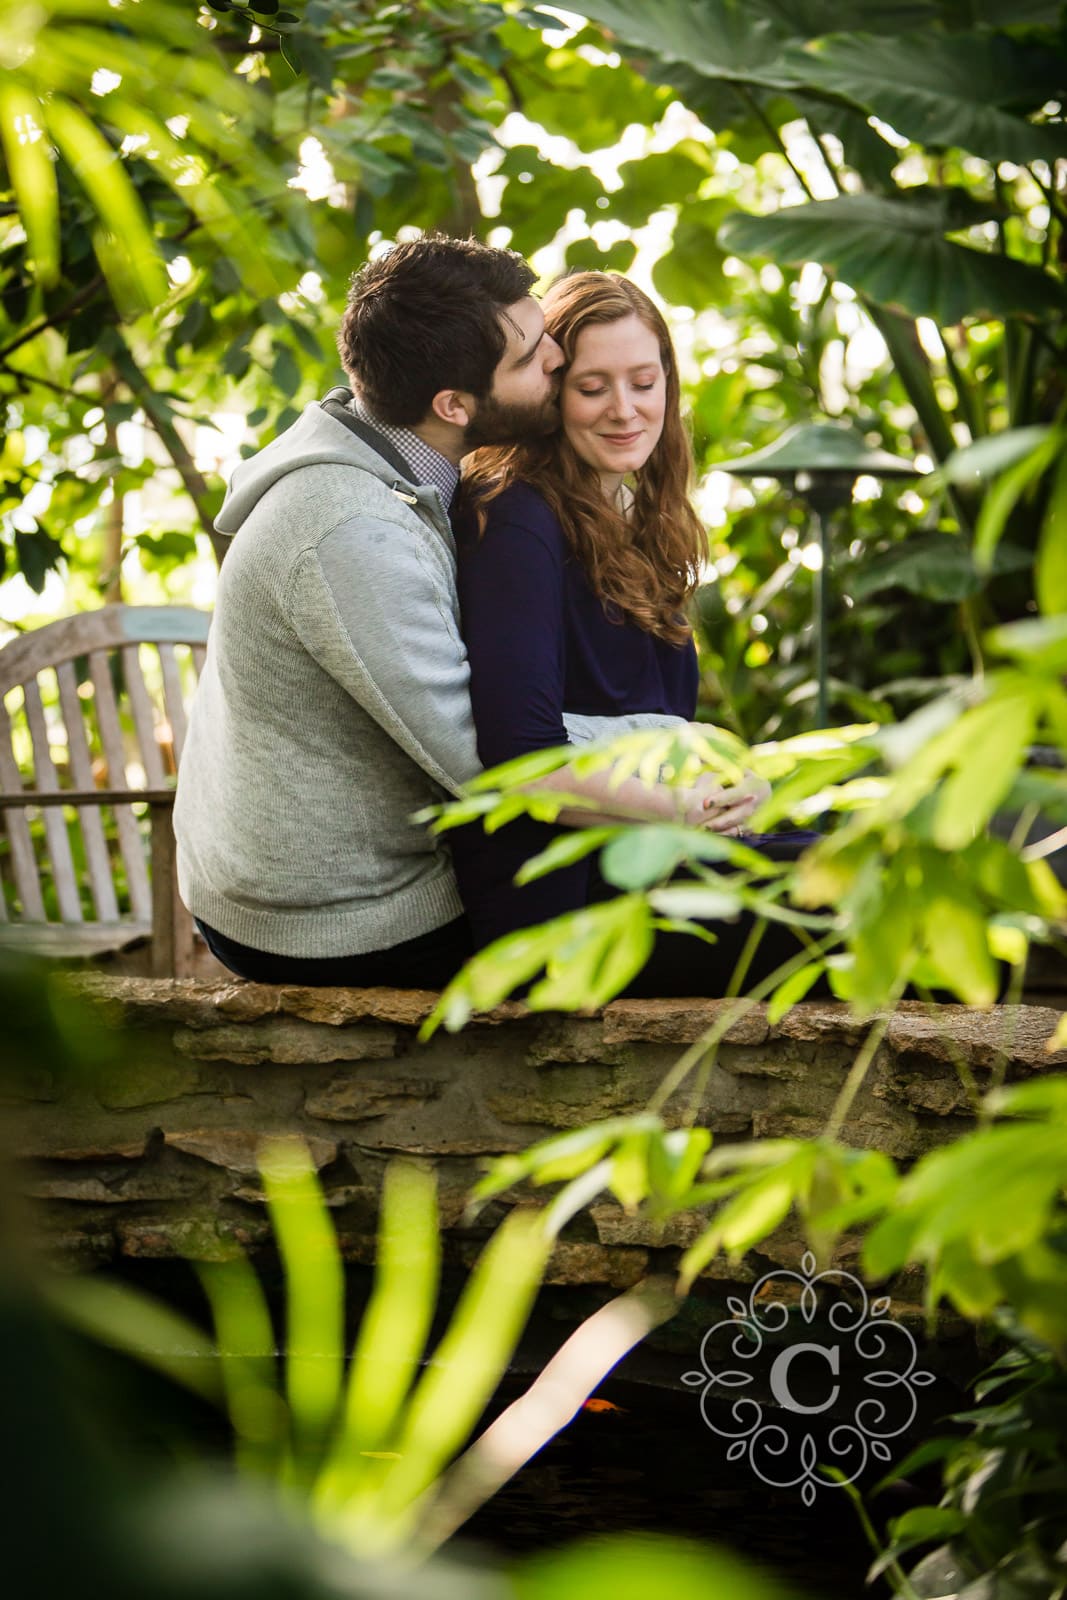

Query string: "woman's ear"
[430, 389, 474, 429]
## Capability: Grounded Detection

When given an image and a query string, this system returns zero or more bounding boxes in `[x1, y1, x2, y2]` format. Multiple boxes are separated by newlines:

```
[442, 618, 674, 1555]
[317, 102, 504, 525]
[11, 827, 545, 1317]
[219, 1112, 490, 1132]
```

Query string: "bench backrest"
[0, 604, 210, 926]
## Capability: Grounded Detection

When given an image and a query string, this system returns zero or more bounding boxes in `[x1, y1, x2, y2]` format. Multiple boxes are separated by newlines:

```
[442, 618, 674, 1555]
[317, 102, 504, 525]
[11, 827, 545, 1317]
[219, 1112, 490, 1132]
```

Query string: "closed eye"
[578, 382, 657, 397]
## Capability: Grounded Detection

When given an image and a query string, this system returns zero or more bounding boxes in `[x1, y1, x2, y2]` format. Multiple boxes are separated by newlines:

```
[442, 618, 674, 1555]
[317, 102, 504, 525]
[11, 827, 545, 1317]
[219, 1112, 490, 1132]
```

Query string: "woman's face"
[559, 313, 668, 493]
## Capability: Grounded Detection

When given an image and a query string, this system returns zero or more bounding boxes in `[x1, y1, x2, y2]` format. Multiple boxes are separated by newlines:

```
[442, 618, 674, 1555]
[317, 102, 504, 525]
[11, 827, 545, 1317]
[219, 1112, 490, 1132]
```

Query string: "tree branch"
[111, 337, 229, 569]
[0, 275, 107, 362]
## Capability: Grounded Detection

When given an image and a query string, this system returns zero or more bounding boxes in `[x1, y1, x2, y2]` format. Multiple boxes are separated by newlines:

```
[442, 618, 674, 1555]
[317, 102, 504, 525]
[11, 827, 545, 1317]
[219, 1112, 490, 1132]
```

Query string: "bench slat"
[88, 650, 151, 922]
[158, 644, 189, 768]
[22, 677, 82, 923]
[121, 643, 168, 788]
[0, 696, 46, 920]
[56, 661, 120, 922]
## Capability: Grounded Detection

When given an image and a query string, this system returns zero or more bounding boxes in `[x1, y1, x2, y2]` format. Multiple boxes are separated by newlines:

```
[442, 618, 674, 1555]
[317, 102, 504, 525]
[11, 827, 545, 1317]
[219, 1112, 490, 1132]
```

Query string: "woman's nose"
[607, 388, 637, 419]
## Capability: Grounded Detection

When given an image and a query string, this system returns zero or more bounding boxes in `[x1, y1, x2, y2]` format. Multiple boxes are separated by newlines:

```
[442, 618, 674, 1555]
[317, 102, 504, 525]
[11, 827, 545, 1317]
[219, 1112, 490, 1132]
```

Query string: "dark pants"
[195, 915, 473, 990]
[605, 829, 828, 999]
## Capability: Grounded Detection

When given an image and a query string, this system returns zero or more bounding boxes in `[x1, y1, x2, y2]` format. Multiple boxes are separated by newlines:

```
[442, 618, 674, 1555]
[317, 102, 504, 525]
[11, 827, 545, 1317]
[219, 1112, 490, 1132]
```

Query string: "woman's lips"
[599, 431, 642, 444]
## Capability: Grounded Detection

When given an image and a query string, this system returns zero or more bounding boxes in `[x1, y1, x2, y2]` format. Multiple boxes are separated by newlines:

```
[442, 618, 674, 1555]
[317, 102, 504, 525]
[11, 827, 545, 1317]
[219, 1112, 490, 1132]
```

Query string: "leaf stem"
[960, 597, 985, 678]
[645, 932, 839, 1120]
[823, 987, 903, 1142]
[940, 333, 980, 443]
[833, 1472, 924, 1600]
[980, 957, 1026, 1122]
[740, 88, 817, 201]
[802, 113, 845, 197]
[916, 984, 983, 1114]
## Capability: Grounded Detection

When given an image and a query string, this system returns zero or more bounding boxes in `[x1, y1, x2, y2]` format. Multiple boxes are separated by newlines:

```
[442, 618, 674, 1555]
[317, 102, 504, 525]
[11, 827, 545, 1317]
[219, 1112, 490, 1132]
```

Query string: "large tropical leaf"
[849, 532, 1031, 603]
[555, 0, 940, 82]
[783, 31, 1067, 165]
[967, 0, 1066, 21]
[719, 192, 1066, 323]
[641, 61, 901, 187]
[538, 0, 800, 84]
[761, 0, 939, 31]
[1, 0, 280, 310]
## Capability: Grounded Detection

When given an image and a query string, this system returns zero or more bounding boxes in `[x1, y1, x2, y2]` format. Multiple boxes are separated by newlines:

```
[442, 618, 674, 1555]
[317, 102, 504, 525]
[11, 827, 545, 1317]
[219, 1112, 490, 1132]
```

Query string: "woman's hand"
[686, 770, 771, 835]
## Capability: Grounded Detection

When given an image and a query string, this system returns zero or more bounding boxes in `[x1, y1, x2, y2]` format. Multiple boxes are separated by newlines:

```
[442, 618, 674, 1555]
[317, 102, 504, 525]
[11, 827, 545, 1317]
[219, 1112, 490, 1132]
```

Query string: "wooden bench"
[0, 604, 214, 976]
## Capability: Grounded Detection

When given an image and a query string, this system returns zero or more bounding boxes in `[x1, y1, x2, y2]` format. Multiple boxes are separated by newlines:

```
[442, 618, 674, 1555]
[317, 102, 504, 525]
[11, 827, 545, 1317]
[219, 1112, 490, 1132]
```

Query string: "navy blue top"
[450, 481, 698, 947]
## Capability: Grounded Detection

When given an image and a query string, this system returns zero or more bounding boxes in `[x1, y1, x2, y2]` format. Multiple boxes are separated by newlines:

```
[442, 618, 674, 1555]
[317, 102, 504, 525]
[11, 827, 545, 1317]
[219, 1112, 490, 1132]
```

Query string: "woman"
[451, 273, 808, 993]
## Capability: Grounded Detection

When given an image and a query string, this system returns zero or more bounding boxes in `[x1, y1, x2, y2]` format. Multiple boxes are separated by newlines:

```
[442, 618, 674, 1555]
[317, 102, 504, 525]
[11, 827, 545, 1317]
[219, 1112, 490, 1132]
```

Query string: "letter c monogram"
[769, 1342, 841, 1414]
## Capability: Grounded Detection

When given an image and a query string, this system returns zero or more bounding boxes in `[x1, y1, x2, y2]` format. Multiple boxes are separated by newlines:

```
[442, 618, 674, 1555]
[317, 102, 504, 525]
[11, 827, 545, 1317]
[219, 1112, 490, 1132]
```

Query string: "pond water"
[92, 1259, 978, 1599]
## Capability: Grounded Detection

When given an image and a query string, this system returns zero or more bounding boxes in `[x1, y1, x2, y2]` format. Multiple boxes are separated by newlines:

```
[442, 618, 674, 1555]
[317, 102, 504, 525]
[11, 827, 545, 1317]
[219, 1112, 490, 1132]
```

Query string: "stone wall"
[6, 976, 1066, 1315]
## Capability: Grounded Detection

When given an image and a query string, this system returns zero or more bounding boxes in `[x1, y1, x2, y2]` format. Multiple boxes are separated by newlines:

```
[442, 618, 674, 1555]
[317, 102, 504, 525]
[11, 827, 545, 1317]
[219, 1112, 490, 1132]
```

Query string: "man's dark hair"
[337, 235, 536, 426]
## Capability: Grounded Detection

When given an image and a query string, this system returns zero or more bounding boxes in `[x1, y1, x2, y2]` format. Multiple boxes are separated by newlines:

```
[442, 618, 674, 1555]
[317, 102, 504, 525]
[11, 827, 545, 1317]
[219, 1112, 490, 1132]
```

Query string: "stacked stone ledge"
[6, 976, 1066, 1321]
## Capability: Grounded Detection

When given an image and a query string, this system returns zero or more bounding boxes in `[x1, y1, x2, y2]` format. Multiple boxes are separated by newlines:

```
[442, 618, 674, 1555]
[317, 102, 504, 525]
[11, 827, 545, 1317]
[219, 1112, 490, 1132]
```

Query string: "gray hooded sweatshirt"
[174, 397, 683, 959]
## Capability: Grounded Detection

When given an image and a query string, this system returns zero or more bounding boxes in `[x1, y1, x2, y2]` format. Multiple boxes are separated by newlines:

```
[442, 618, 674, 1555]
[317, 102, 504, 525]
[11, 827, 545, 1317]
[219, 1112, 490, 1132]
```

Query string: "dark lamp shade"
[712, 422, 920, 482]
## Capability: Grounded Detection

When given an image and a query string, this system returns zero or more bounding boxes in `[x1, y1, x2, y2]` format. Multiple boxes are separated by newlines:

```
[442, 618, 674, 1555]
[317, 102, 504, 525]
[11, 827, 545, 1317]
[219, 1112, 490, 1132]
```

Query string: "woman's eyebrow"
[571, 362, 660, 379]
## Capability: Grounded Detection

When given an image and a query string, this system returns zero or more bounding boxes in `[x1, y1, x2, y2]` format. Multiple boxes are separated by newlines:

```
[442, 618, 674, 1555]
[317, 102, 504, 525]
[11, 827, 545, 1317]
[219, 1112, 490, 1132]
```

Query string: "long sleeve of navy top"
[450, 482, 699, 947]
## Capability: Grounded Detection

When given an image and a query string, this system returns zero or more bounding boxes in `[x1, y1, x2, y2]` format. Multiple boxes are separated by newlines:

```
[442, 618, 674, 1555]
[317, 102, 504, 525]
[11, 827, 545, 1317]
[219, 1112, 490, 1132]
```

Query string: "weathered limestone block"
[541, 1241, 650, 1288]
[173, 1019, 397, 1066]
[771, 1006, 876, 1046]
[486, 1062, 637, 1126]
[305, 1075, 445, 1120]
[589, 1201, 711, 1250]
[885, 1002, 1067, 1070]
[524, 1017, 629, 1066]
[24, 1164, 206, 1203]
[117, 1217, 272, 1258]
[32, 1138, 147, 1162]
[348, 1133, 533, 1157]
[93, 1050, 201, 1109]
[164, 1127, 338, 1173]
[72, 975, 256, 1030]
[714, 1045, 810, 1081]
[275, 986, 440, 1028]
[48, 1231, 115, 1270]
[602, 998, 770, 1046]
[874, 1071, 973, 1117]
[1, 1065, 57, 1103]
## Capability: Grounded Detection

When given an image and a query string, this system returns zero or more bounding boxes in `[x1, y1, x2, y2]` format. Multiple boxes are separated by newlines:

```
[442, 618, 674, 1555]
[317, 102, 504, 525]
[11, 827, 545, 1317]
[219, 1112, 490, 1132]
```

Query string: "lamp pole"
[713, 424, 920, 729]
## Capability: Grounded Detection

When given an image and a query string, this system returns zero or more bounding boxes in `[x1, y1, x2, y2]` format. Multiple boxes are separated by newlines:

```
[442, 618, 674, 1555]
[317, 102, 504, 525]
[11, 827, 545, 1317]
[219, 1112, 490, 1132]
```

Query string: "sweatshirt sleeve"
[287, 515, 482, 798]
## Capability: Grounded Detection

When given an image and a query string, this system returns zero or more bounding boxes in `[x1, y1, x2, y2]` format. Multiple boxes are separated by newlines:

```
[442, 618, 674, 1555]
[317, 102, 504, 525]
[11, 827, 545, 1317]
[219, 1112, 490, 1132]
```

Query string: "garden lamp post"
[714, 422, 919, 728]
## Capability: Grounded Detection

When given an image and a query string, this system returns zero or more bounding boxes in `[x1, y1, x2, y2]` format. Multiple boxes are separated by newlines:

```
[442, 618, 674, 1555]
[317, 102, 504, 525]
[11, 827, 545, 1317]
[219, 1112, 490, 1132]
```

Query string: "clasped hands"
[681, 770, 771, 835]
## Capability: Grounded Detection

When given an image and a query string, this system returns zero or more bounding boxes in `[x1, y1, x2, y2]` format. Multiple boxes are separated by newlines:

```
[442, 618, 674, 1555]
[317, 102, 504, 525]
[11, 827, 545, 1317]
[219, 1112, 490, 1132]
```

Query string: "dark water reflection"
[93, 1261, 977, 1600]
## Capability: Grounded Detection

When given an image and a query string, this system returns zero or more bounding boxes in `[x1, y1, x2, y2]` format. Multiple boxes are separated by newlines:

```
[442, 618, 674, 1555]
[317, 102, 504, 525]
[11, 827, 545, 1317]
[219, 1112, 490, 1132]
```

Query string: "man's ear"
[430, 389, 475, 429]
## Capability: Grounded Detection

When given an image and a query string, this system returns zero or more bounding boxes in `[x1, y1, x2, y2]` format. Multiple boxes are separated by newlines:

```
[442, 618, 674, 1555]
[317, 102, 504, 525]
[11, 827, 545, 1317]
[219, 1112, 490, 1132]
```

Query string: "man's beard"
[463, 390, 560, 449]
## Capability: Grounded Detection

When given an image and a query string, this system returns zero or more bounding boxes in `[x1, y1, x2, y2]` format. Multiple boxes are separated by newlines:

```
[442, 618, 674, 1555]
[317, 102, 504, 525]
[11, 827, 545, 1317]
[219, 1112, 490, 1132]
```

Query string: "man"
[174, 235, 695, 989]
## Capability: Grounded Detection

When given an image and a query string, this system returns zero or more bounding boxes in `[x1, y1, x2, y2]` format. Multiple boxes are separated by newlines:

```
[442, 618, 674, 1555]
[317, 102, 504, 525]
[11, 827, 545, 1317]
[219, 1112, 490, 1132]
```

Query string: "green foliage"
[424, 652, 1066, 1021]
[1, 0, 1062, 749]
[46, 1139, 556, 1558]
[719, 194, 1064, 324]
[533, 0, 1067, 737]
[0, 957, 805, 1598]
[454, 1070, 1067, 1351]
[514, 1533, 799, 1600]
[872, 1333, 1067, 1599]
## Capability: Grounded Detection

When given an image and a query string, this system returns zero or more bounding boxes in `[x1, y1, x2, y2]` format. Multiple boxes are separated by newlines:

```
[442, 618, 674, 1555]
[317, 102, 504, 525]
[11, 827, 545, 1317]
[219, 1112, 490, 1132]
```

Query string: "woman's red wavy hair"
[461, 272, 706, 646]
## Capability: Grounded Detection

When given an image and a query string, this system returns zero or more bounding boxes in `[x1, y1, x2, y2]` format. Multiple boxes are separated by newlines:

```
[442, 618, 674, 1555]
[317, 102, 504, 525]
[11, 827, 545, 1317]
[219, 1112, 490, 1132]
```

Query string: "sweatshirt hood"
[214, 394, 439, 536]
